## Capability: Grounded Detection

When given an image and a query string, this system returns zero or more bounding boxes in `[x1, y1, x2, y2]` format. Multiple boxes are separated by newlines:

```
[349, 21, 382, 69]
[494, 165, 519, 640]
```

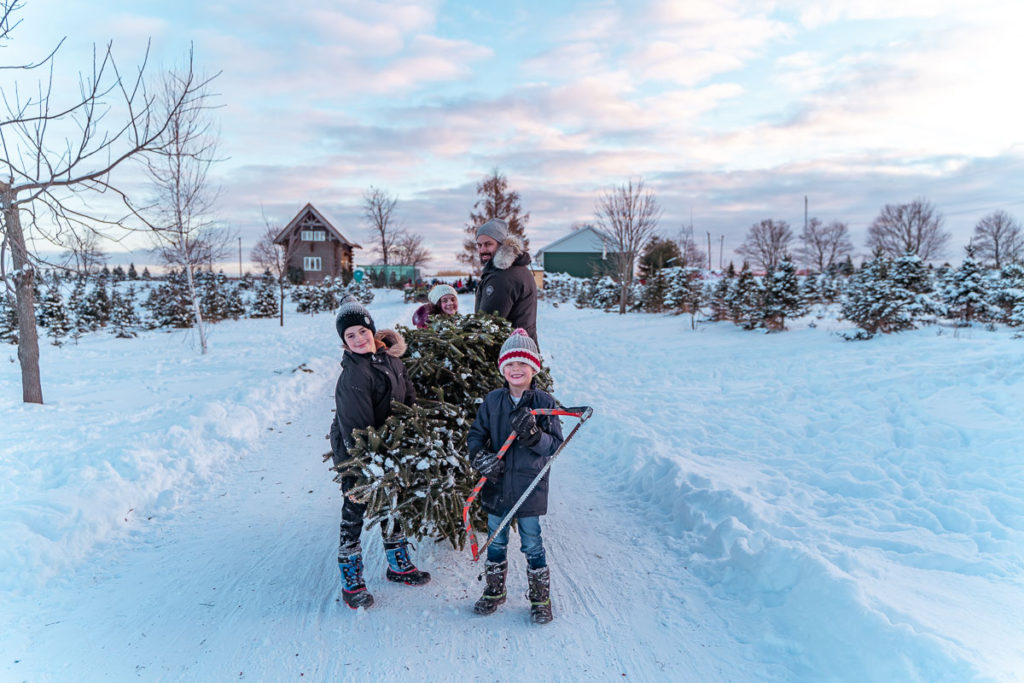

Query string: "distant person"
[467, 328, 563, 624]
[412, 284, 459, 329]
[328, 296, 431, 609]
[473, 218, 538, 344]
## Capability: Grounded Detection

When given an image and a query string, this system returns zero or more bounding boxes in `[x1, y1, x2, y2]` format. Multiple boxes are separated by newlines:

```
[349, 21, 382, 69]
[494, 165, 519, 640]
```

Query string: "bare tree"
[61, 230, 109, 274]
[250, 209, 299, 327]
[595, 178, 661, 314]
[797, 217, 853, 273]
[867, 197, 949, 261]
[143, 66, 224, 355]
[458, 169, 530, 274]
[736, 219, 793, 271]
[363, 186, 400, 265]
[676, 224, 706, 268]
[1, 0, 215, 403]
[392, 232, 431, 268]
[972, 210, 1022, 268]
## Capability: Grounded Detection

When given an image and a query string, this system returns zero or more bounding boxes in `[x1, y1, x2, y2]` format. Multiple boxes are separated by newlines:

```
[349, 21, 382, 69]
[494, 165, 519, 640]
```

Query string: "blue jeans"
[486, 514, 546, 569]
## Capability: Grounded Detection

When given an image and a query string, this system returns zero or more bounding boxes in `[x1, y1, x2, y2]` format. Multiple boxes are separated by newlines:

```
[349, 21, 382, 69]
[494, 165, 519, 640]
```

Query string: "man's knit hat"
[428, 284, 458, 305]
[476, 218, 509, 244]
[335, 295, 376, 340]
[498, 328, 542, 374]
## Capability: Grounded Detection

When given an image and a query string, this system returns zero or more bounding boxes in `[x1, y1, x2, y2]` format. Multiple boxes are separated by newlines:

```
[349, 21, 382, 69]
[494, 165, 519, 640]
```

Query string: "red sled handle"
[462, 405, 593, 561]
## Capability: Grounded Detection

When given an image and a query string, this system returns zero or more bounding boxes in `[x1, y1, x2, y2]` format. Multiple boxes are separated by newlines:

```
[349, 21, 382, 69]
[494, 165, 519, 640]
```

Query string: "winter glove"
[470, 449, 505, 479]
[510, 407, 542, 448]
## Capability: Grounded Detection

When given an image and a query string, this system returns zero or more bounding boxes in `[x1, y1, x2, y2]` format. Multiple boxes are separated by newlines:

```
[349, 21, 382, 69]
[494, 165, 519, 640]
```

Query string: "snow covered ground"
[1, 289, 1022, 681]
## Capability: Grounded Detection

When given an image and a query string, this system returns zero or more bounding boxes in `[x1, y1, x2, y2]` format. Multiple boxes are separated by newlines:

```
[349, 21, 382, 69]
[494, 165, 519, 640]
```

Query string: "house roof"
[536, 225, 610, 256]
[274, 203, 362, 249]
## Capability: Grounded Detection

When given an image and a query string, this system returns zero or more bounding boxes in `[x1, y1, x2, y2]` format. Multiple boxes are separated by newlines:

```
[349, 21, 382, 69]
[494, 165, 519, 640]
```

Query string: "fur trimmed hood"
[374, 328, 407, 357]
[493, 234, 528, 271]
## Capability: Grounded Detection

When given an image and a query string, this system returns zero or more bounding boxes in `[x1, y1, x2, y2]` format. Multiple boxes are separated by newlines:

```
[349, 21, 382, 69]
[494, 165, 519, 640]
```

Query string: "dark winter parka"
[467, 386, 564, 518]
[475, 235, 538, 344]
[328, 329, 416, 469]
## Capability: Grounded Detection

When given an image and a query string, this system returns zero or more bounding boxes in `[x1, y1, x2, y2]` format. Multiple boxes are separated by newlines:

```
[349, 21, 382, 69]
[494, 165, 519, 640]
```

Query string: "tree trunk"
[1, 185, 44, 403]
[278, 281, 285, 327]
[184, 264, 207, 354]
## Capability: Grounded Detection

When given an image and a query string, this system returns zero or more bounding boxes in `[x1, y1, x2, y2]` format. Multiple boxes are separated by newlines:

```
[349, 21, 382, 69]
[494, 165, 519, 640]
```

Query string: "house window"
[301, 230, 326, 241]
[303, 256, 322, 271]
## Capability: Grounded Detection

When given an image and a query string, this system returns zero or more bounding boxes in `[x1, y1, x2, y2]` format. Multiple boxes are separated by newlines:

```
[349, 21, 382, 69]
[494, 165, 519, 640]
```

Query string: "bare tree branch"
[363, 185, 399, 265]
[736, 219, 793, 271]
[866, 198, 950, 261]
[797, 218, 853, 273]
[595, 178, 661, 314]
[972, 210, 1022, 268]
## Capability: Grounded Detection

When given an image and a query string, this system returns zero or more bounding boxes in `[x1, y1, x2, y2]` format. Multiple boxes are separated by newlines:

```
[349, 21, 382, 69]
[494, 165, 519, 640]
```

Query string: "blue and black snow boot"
[339, 553, 374, 609]
[384, 537, 431, 585]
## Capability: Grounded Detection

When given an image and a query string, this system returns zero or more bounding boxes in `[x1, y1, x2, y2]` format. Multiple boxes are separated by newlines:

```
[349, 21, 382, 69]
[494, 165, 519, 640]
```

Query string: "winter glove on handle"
[510, 407, 542, 448]
[470, 449, 505, 478]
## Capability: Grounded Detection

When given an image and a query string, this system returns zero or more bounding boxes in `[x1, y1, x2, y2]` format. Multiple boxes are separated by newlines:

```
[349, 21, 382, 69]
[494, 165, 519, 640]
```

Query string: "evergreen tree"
[111, 265, 126, 282]
[726, 262, 760, 330]
[639, 267, 668, 312]
[841, 249, 919, 337]
[335, 314, 554, 548]
[146, 270, 195, 328]
[707, 273, 732, 322]
[127, 263, 139, 280]
[662, 266, 704, 328]
[40, 280, 72, 345]
[459, 169, 531, 274]
[79, 274, 112, 331]
[66, 275, 89, 342]
[941, 246, 992, 324]
[989, 262, 1024, 324]
[251, 270, 280, 318]
[109, 286, 140, 338]
[225, 281, 247, 320]
[0, 293, 18, 345]
[142, 266, 152, 280]
[760, 258, 803, 331]
[200, 271, 229, 323]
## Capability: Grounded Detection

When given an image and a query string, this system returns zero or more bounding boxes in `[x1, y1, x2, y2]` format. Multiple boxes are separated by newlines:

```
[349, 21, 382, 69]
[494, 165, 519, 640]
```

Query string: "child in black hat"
[328, 296, 431, 609]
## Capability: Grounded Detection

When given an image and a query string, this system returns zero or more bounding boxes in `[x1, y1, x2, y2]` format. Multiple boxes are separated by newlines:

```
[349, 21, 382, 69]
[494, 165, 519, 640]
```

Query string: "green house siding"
[543, 252, 608, 278]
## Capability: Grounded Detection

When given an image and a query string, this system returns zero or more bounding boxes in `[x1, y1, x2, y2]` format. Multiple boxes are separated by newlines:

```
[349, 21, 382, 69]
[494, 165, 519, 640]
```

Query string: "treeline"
[543, 248, 1024, 339]
[0, 269, 373, 346]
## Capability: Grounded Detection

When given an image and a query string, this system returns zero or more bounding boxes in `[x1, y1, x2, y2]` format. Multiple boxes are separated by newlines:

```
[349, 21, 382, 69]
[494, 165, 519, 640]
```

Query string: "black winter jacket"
[467, 387, 564, 518]
[329, 329, 416, 468]
[474, 236, 538, 344]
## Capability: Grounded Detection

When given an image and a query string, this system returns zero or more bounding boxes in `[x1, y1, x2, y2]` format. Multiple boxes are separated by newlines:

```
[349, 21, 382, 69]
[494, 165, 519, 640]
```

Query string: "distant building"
[273, 203, 361, 284]
[535, 225, 612, 279]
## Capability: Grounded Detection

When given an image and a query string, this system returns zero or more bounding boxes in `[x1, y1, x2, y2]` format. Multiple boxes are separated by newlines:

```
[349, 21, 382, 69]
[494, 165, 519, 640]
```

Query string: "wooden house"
[273, 203, 361, 284]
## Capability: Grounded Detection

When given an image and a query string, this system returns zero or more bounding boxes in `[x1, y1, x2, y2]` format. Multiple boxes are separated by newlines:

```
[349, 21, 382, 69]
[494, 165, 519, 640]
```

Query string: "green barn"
[536, 225, 613, 278]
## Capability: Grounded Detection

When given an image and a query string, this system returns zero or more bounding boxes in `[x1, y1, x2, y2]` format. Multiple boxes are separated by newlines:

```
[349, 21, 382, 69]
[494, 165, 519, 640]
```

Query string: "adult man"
[474, 218, 538, 344]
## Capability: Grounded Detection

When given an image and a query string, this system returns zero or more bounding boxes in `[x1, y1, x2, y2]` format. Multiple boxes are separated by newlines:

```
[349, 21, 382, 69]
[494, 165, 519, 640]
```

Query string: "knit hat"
[428, 284, 458, 305]
[335, 295, 376, 341]
[498, 328, 542, 374]
[476, 218, 509, 244]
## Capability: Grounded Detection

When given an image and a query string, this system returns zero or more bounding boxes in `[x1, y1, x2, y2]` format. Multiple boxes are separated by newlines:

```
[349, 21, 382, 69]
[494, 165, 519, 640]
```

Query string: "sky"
[4, 0, 1024, 273]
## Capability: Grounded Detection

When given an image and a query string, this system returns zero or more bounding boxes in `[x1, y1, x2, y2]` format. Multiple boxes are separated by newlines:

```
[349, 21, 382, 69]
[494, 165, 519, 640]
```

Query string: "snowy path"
[1, 297, 760, 681]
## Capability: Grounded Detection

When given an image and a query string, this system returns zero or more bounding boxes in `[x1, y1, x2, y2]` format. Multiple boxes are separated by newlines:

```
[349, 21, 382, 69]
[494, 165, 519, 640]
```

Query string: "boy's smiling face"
[502, 360, 535, 394]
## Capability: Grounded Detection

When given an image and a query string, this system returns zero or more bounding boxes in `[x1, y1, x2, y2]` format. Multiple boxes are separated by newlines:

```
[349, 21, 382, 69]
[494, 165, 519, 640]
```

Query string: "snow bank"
[544, 306, 1024, 681]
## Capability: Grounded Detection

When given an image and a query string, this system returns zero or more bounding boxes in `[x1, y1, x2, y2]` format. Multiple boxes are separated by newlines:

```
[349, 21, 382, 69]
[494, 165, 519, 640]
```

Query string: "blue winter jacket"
[467, 387, 564, 518]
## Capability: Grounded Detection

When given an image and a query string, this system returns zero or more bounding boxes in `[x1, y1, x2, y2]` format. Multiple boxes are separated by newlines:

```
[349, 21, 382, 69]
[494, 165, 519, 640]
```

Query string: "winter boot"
[473, 560, 508, 615]
[339, 553, 374, 609]
[384, 537, 431, 585]
[527, 566, 553, 624]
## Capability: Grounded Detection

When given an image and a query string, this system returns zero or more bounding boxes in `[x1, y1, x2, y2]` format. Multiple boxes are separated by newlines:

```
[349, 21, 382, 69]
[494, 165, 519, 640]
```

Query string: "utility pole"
[706, 231, 712, 271]
[719, 235, 724, 270]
